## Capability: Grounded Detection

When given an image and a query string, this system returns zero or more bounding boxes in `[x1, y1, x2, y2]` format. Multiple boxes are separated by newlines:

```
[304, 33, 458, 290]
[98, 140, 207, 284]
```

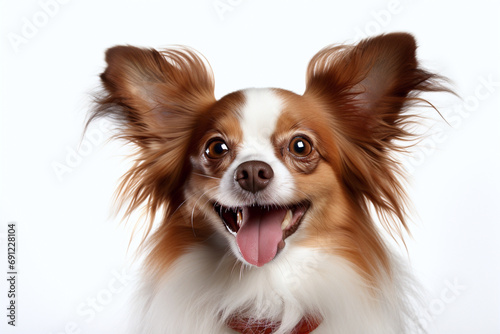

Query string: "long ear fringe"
[305, 34, 454, 242]
[86, 46, 216, 247]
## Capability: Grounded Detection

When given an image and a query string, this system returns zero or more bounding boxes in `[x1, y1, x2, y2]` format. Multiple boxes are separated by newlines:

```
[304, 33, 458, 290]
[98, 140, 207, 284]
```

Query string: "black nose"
[235, 161, 274, 193]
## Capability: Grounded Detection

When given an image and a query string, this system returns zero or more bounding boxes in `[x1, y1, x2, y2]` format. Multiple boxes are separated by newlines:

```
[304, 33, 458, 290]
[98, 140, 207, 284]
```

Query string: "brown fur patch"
[272, 89, 389, 281]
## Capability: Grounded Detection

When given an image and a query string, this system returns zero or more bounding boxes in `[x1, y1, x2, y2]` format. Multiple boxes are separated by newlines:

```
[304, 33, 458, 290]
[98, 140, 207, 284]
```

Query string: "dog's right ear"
[91, 45, 216, 146]
[89, 45, 216, 219]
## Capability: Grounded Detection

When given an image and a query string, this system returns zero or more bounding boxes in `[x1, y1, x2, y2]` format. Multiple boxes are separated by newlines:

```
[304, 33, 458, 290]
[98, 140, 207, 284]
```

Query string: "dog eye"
[205, 139, 229, 159]
[288, 136, 312, 157]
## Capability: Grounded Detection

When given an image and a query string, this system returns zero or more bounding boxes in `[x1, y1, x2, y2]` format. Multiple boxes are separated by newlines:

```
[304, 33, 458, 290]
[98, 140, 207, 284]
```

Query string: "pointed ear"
[305, 33, 444, 144]
[89, 45, 216, 219]
[304, 33, 449, 237]
[92, 45, 215, 145]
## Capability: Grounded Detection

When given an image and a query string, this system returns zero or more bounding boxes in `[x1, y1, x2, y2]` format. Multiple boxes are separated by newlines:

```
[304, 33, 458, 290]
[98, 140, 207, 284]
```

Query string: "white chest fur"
[133, 242, 416, 334]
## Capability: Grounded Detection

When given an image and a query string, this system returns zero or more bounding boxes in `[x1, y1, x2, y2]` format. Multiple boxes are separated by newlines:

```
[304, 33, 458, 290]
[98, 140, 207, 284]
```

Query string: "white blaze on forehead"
[217, 88, 296, 207]
[239, 88, 283, 150]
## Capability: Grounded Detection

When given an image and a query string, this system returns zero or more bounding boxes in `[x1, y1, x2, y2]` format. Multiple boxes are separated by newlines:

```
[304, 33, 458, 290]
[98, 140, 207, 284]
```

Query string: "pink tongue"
[236, 206, 286, 267]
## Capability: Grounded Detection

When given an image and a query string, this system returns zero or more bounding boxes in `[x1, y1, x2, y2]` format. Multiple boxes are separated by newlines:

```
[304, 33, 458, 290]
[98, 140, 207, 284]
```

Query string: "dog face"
[185, 88, 343, 267]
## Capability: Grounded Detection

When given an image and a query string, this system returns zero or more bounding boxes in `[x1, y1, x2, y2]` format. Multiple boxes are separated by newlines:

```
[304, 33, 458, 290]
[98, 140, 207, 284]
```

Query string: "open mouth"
[213, 202, 310, 267]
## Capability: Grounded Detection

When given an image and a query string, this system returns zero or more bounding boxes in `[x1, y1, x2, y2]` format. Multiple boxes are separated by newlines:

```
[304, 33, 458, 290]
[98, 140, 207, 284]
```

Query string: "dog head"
[91, 33, 445, 277]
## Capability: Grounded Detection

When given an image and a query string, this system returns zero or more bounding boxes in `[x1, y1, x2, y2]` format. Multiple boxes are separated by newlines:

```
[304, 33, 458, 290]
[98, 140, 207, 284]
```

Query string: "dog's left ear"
[305, 33, 443, 143]
[305, 33, 448, 234]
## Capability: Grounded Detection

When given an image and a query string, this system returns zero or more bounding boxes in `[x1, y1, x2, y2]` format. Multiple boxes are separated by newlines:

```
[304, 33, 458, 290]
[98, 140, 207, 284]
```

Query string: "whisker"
[189, 185, 219, 236]
[239, 262, 245, 281]
[172, 197, 190, 216]
[193, 172, 221, 181]
[230, 256, 241, 276]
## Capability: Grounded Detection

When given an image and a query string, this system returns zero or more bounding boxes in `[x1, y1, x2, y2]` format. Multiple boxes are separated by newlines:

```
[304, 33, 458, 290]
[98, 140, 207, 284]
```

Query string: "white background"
[1, 1, 499, 333]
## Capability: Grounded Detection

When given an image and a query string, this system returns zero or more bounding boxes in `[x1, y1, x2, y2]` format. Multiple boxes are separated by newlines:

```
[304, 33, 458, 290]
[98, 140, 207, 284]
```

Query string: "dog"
[89, 33, 448, 333]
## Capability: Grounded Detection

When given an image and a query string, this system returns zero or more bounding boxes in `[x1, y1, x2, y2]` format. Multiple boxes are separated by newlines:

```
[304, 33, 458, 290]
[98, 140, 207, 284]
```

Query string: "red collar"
[227, 315, 321, 334]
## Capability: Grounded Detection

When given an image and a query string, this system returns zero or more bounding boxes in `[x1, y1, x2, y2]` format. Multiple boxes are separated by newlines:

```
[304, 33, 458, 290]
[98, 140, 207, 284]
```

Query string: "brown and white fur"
[89, 33, 447, 334]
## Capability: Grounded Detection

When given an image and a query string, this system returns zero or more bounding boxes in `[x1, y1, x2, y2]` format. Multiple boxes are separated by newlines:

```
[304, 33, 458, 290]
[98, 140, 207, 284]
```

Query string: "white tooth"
[237, 210, 243, 227]
[281, 210, 293, 231]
